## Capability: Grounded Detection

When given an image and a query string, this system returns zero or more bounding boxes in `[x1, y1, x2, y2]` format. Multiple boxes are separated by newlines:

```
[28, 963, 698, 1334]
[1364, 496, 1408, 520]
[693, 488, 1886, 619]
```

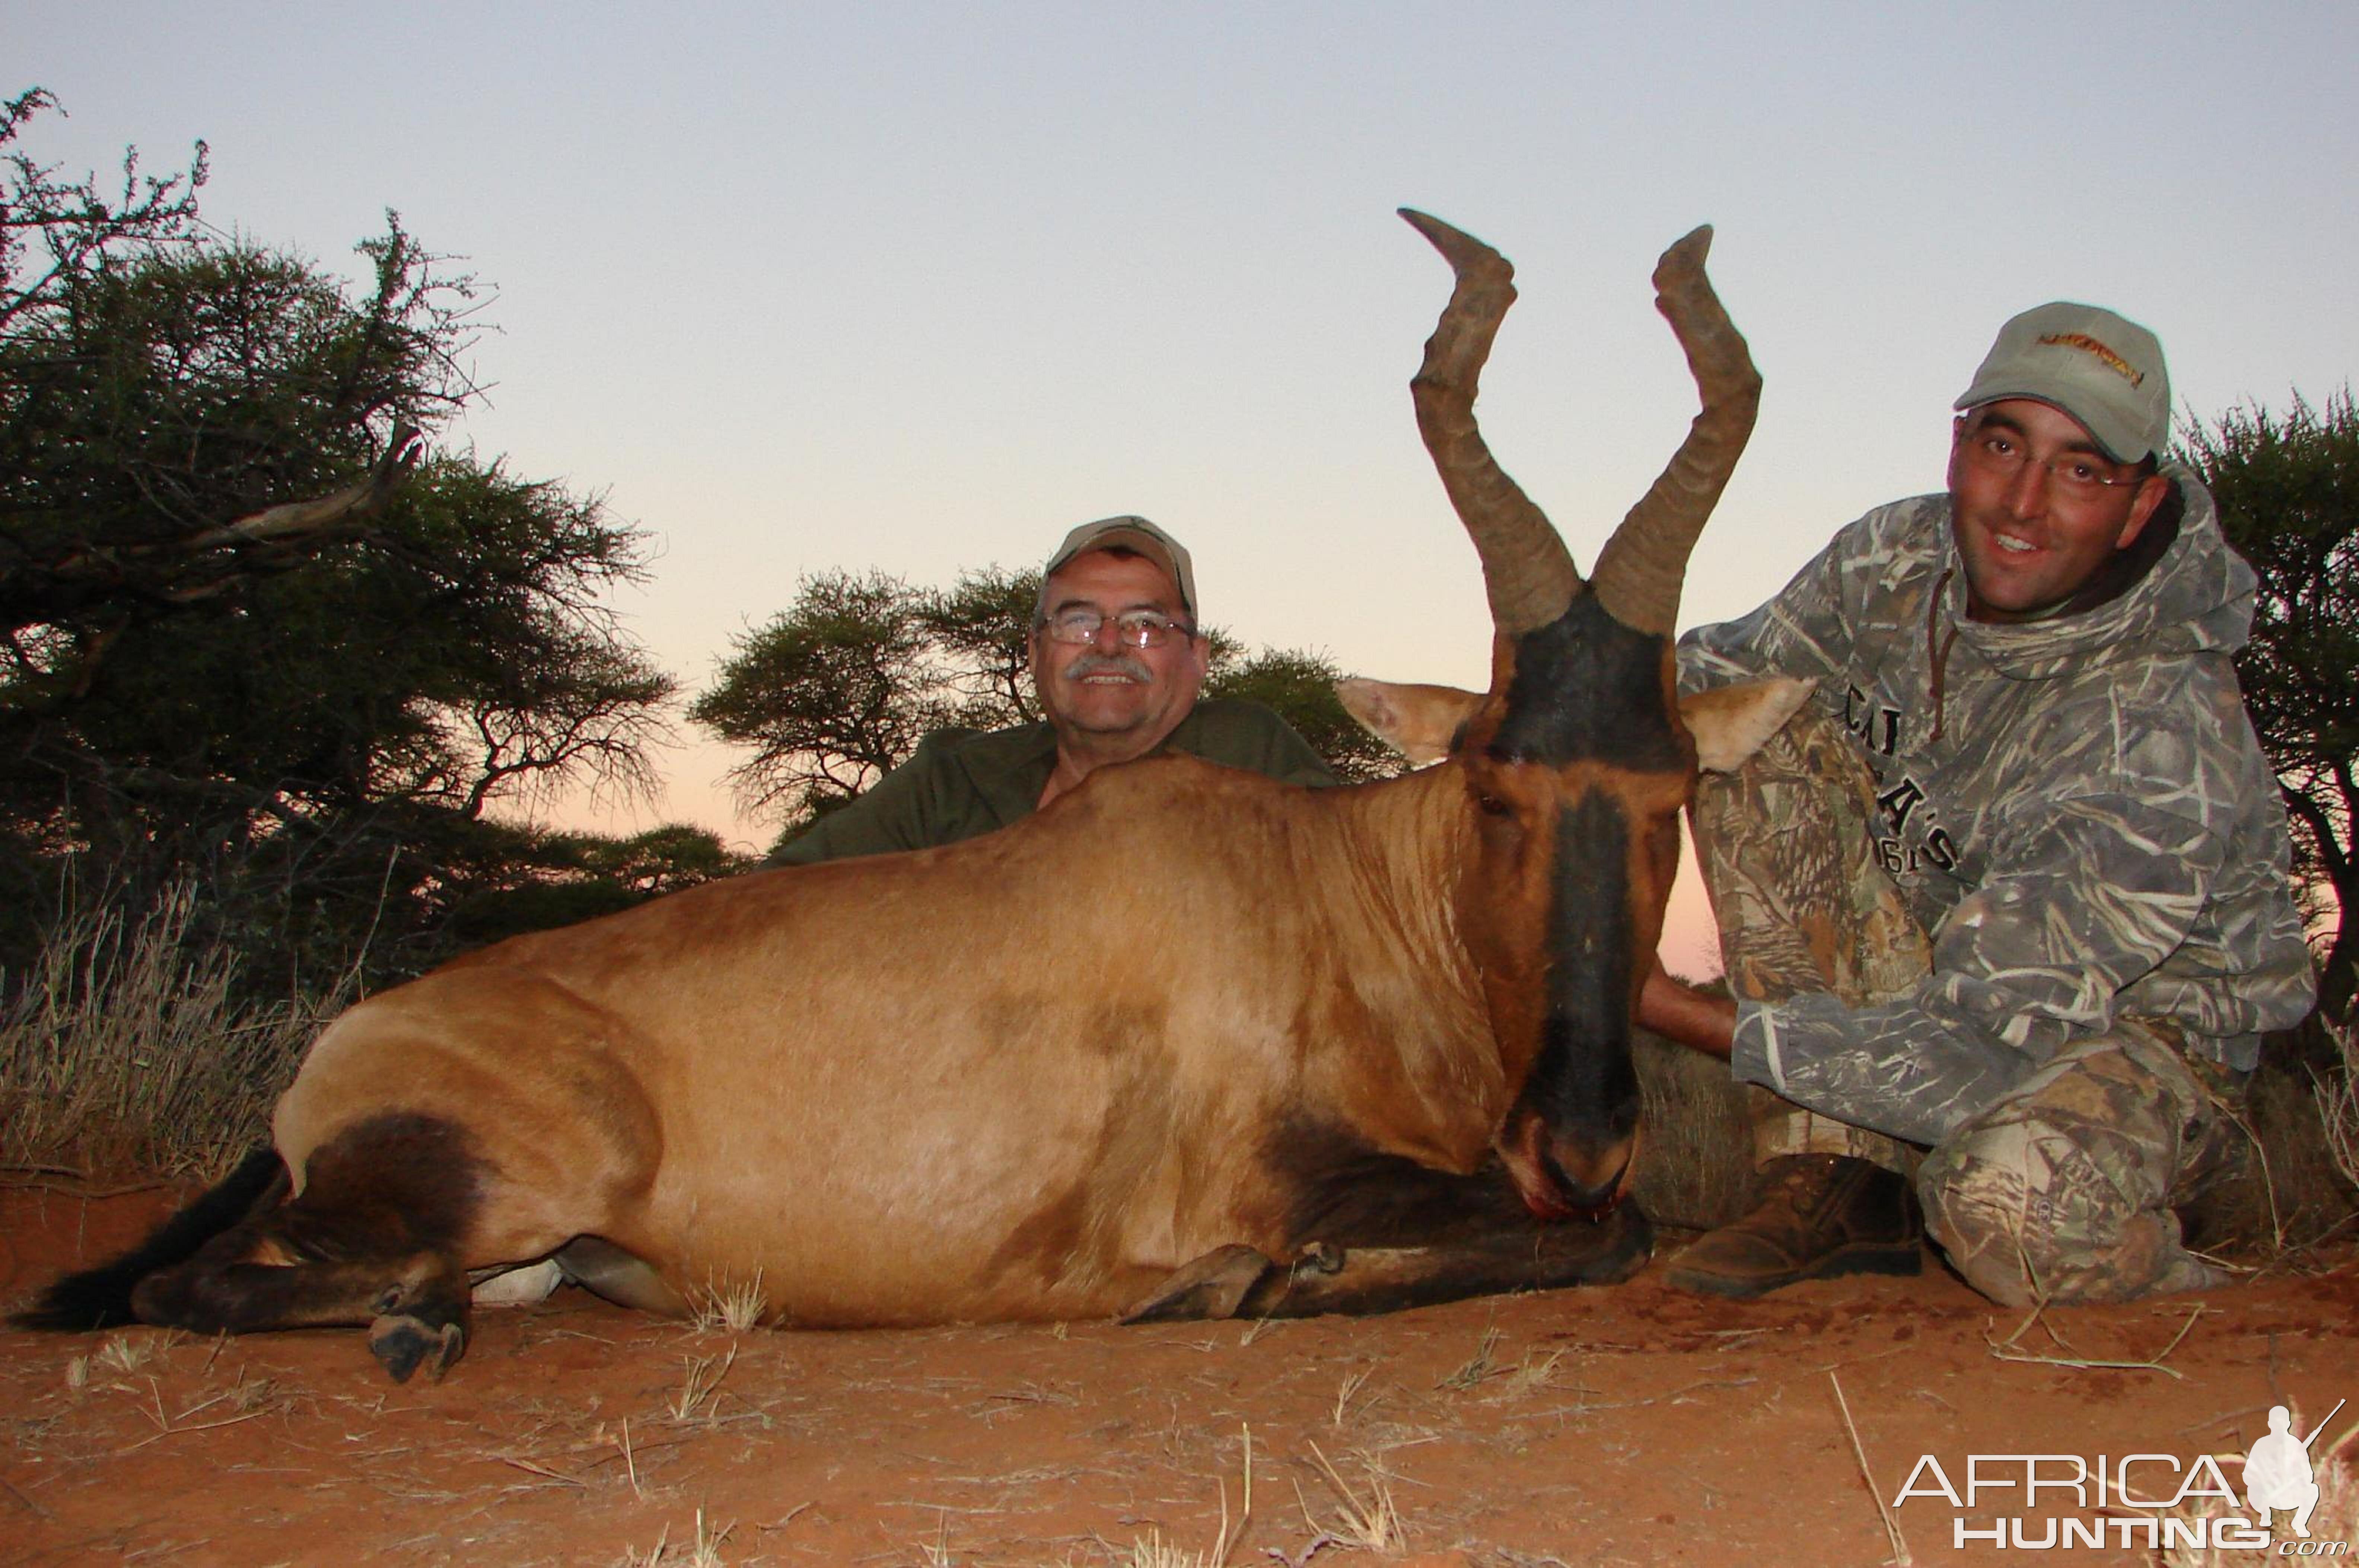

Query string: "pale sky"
[13, 2, 2358, 972]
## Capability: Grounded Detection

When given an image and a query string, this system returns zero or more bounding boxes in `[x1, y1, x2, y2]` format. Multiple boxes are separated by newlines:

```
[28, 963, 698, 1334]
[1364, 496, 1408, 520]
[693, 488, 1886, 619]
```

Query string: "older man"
[1641, 303, 2316, 1305]
[771, 516, 1336, 864]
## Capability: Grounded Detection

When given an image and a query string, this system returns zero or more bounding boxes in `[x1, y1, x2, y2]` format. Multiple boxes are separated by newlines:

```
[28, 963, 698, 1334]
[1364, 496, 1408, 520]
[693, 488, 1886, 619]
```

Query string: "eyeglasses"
[1035, 607, 1196, 649]
[1959, 427, 2147, 500]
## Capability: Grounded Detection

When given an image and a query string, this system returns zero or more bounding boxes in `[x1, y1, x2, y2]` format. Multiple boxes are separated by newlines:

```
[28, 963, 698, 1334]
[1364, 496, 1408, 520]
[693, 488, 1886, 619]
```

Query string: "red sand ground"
[3, 1183, 2355, 1567]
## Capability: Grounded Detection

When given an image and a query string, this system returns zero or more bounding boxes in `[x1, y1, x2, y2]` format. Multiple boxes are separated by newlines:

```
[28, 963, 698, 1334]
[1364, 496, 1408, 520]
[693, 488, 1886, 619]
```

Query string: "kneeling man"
[1642, 302, 2315, 1305]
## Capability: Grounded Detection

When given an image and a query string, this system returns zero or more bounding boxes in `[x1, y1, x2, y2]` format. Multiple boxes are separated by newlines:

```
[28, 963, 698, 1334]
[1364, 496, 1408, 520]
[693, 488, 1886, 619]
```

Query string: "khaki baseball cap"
[1042, 515, 1197, 618]
[1954, 302, 2172, 463]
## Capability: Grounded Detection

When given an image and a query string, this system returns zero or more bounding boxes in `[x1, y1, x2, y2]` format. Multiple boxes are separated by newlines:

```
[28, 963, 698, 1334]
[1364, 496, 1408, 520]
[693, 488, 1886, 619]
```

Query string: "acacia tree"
[690, 570, 961, 831]
[694, 565, 1404, 851]
[0, 93, 676, 978]
[2183, 390, 2359, 1022]
[1, 86, 207, 337]
[920, 565, 1042, 729]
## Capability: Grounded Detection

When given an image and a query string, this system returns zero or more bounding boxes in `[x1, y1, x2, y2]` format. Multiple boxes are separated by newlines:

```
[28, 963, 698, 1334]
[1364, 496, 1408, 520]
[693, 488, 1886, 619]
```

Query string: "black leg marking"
[1271, 1116, 1547, 1249]
[1150, 1115, 1660, 1322]
[108, 1114, 488, 1379]
[275, 1112, 485, 1262]
[12, 1146, 286, 1331]
[1124, 1212, 1651, 1324]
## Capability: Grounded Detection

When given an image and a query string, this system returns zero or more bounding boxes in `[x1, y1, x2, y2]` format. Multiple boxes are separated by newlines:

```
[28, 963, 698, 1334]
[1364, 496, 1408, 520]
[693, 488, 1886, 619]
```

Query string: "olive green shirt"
[769, 698, 1339, 866]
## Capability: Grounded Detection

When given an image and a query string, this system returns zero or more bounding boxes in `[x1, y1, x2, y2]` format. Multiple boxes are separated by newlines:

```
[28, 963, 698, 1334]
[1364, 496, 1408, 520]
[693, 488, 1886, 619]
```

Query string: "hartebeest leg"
[135, 1231, 474, 1382]
[1126, 1209, 1652, 1323]
[1263, 1210, 1652, 1318]
[131, 1112, 513, 1381]
[1125, 1152, 1654, 1323]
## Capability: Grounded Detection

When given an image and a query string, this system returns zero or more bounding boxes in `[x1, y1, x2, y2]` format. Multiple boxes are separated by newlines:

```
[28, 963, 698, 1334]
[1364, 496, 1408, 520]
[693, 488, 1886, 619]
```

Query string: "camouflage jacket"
[1679, 471, 2316, 1143]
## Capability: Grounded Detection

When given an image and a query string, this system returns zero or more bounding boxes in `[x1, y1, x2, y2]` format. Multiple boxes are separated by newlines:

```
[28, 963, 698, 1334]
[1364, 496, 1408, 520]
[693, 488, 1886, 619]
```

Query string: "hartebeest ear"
[1679, 677, 1815, 773]
[1337, 678, 1484, 765]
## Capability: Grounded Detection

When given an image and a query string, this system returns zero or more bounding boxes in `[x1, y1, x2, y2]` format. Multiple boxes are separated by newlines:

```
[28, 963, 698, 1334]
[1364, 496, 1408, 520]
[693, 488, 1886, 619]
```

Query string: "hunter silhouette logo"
[2245, 1400, 2344, 1539]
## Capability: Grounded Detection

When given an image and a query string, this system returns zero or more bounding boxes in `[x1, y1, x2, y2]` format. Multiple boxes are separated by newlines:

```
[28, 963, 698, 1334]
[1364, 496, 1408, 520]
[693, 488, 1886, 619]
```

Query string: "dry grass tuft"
[2313, 1013, 2359, 1195]
[1127, 1422, 1252, 1568]
[690, 1271, 769, 1334]
[1298, 1442, 1406, 1553]
[1331, 1364, 1378, 1427]
[95, 1333, 162, 1375]
[1435, 1323, 1504, 1392]
[916, 1510, 953, 1567]
[614, 1507, 735, 1567]
[1487, 1347, 1569, 1403]
[2184, 1019, 2359, 1264]
[1630, 1025, 1752, 1231]
[668, 1346, 738, 1425]
[0, 881, 346, 1177]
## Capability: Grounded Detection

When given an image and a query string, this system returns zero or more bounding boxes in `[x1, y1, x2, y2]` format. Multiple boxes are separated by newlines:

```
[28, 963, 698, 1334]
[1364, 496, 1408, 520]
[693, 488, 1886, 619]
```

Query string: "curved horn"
[1589, 226, 1761, 636]
[1401, 208, 1582, 637]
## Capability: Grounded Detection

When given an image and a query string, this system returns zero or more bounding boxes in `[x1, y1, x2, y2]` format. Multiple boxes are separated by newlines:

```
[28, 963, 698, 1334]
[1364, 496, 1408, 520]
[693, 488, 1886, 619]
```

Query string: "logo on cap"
[2035, 332, 2145, 388]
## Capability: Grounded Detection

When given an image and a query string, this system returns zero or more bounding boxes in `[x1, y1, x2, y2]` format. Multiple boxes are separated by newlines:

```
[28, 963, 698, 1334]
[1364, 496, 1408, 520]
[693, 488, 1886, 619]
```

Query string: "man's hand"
[1639, 957, 1738, 1061]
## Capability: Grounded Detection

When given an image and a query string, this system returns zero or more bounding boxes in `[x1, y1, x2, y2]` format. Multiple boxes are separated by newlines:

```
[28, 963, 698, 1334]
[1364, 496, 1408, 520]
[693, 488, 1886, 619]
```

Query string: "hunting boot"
[1665, 1153, 1922, 1298]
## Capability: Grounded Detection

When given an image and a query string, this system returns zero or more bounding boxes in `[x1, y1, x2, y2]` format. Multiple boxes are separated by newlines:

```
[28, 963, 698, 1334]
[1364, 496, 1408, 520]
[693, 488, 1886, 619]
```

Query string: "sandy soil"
[3, 1183, 2355, 1568]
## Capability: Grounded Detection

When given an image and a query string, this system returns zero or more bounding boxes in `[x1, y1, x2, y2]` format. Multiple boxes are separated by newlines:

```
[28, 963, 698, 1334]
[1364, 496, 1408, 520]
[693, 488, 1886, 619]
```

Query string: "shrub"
[0, 881, 342, 1178]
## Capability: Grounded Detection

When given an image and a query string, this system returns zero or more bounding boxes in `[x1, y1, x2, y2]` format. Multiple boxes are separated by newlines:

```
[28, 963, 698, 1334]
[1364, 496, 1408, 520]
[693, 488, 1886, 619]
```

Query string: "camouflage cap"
[1042, 516, 1197, 618]
[1954, 302, 2172, 463]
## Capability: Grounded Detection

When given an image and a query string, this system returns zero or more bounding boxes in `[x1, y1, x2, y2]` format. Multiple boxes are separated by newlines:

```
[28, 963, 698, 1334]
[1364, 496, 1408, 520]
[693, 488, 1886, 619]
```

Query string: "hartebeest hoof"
[1122, 1244, 1282, 1323]
[368, 1314, 466, 1383]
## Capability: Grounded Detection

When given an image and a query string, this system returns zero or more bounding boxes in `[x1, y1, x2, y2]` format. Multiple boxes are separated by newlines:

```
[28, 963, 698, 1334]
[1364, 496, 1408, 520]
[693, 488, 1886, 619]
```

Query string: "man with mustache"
[1640, 303, 2315, 1306]
[771, 516, 1336, 864]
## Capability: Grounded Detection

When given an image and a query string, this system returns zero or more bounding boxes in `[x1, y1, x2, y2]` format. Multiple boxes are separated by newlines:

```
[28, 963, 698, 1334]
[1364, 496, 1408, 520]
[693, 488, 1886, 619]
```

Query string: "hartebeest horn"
[1401, 208, 1582, 638]
[1588, 227, 1760, 636]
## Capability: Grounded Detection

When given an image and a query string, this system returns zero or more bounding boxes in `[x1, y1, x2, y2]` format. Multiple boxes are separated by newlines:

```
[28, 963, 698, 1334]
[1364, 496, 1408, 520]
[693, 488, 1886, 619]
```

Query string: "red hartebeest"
[19, 213, 1806, 1380]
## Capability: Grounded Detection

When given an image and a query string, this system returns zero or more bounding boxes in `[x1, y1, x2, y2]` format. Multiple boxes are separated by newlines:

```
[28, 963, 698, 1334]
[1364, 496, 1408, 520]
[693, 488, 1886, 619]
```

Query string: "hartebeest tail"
[17, 214, 1804, 1380]
[17, 1147, 285, 1330]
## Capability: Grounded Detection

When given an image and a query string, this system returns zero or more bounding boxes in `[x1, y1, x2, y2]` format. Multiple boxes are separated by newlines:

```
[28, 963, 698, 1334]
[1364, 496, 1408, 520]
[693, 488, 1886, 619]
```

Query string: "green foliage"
[1206, 646, 1403, 784]
[690, 569, 967, 831]
[0, 93, 683, 988]
[920, 564, 1042, 729]
[439, 825, 757, 952]
[2181, 389, 2359, 1020]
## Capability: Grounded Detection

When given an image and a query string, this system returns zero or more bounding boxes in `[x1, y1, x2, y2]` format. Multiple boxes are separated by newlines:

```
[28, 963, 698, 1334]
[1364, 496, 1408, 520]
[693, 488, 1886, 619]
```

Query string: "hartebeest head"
[1349, 211, 1786, 1223]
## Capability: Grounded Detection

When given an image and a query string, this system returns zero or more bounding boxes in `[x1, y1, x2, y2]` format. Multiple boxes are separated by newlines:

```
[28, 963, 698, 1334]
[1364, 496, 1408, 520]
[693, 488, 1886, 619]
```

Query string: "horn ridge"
[1400, 208, 1583, 638]
[1589, 224, 1762, 637]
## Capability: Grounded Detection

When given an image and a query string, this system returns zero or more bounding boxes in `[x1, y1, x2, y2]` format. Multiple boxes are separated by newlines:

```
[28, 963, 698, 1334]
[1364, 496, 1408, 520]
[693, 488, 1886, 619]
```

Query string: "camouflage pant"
[1690, 705, 2236, 1305]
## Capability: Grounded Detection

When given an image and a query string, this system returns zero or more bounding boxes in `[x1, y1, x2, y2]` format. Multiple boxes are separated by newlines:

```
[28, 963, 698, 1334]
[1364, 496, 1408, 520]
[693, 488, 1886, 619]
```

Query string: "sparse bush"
[2, 93, 676, 992]
[2184, 1018, 2359, 1265]
[0, 880, 339, 1177]
[2317, 1011, 2359, 1194]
